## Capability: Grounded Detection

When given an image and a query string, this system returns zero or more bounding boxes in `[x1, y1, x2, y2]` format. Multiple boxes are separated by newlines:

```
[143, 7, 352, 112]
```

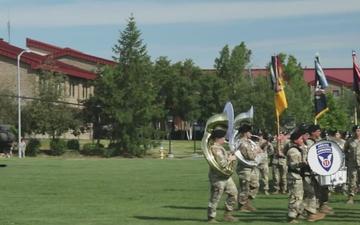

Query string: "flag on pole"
[314, 55, 329, 120]
[352, 51, 360, 103]
[270, 55, 288, 117]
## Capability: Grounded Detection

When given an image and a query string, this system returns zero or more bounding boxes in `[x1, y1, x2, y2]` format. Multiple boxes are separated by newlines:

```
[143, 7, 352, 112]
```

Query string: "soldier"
[272, 131, 289, 194]
[258, 132, 274, 195]
[287, 128, 325, 223]
[344, 125, 360, 204]
[207, 126, 238, 223]
[306, 124, 334, 215]
[235, 123, 260, 212]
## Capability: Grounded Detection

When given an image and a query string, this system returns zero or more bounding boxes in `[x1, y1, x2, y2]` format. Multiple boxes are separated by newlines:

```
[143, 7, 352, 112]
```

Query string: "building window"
[82, 84, 88, 99]
[69, 82, 75, 97]
[332, 89, 340, 97]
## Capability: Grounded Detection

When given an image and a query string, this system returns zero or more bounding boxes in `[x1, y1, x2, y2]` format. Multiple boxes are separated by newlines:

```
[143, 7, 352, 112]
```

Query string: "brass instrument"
[231, 106, 264, 167]
[202, 112, 235, 177]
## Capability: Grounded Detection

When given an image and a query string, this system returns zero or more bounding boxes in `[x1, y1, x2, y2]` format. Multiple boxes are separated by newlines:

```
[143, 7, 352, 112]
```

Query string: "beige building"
[0, 38, 115, 139]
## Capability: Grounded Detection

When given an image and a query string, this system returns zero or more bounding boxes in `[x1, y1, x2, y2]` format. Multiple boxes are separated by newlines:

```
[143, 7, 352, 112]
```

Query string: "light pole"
[17, 49, 30, 158]
[167, 115, 174, 158]
[193, 122, 198, 154]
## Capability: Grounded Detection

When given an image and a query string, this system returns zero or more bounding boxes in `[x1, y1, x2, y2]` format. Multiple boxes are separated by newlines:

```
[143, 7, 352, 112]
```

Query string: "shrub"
[67, 139, 80, 151]
[81, 143, 104, 156]
[50, 139, 67, 156]
[26, 138, 41, 156]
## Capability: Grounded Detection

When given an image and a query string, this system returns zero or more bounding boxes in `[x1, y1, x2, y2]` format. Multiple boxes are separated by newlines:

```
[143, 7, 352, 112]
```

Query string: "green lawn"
[0, 155, 359, 224]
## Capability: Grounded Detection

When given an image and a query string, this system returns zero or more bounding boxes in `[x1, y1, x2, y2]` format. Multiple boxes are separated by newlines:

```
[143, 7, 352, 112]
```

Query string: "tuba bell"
[202, 104, 236, 177]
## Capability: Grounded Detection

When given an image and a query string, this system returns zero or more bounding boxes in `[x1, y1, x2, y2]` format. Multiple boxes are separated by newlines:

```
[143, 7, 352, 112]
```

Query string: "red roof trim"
[26, 38, 115, 66]
[0, 40, 97, 80]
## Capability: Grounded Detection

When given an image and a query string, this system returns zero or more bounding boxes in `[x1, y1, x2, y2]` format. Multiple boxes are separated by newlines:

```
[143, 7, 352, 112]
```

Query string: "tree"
[0, 89, 17, 125]
[91, 15, 160, 156]
[22, 72, 82, 139]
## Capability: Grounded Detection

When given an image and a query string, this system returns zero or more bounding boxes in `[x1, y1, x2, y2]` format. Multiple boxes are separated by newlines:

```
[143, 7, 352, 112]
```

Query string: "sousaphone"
[202, 102, 235, 177]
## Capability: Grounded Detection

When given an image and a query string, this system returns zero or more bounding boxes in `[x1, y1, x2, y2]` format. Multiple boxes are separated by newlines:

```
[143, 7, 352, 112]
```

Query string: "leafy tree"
[0, 89, 17, 125]
[317, 94, 350, 131]
[22, 72, 82, 139]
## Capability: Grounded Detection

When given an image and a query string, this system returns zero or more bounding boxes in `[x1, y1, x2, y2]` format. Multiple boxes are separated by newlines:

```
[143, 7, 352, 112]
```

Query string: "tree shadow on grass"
[163, 205, 207, 210]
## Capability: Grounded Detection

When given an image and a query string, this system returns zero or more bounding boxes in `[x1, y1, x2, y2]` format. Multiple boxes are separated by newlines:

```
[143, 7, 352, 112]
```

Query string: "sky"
[0, 0, 359, 69]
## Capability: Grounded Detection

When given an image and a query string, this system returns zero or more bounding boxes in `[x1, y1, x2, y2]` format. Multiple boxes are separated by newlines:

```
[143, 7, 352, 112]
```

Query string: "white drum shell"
[316, 167, 347, 186]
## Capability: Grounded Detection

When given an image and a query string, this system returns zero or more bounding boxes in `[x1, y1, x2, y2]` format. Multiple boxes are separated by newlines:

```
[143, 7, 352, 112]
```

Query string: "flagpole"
[355, 106, 358, 125]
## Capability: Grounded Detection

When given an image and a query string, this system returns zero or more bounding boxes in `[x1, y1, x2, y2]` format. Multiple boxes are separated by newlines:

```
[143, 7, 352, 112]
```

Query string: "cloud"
[0, 0, 360, 27]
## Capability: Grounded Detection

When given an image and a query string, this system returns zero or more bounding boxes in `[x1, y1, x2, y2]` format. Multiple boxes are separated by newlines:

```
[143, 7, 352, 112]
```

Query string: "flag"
[314, 56, 329, 120]
[270, 55, 288, 117]
[353, 51, 360, 103]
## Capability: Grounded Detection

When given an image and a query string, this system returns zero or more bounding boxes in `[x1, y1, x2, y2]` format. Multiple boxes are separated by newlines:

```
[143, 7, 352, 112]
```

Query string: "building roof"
[26, 38, 115, 66]
[0, 38, 116, 80]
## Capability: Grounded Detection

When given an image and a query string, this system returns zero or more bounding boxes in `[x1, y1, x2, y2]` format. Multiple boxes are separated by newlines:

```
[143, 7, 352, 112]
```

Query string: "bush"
[67, 139, 80, 151]
[26, 138, 41, 156]
[50, 139, 67, 156]
[81, 143, 104, 156]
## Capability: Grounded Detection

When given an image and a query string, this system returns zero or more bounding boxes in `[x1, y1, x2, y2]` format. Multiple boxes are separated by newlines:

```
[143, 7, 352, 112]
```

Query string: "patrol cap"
[307, 124, 320, 134]
[238, 124, 252, 133]
[211, 126, 227, 138]
[290, 129, 303, 141]
[352, 125, 360, 132]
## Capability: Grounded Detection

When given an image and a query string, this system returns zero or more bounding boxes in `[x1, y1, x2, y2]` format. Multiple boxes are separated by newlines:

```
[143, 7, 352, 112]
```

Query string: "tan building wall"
[58, 56, 98, 72]
[0, 55, 38, 98]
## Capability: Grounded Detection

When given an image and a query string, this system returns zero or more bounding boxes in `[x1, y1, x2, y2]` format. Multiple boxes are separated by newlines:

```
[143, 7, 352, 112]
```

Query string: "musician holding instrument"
[305, 124, 334, 215]
[344, 125, 360, 204]
[235, 123, 260, 212]
[272, 130, 289, 194]
[207, 126, 238, 223]
[286, 128, 325, 223]
[258, 132, 274, 195]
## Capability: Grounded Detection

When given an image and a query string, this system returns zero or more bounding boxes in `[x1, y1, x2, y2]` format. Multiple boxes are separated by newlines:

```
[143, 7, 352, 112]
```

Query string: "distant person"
[18, 138, 26, 158]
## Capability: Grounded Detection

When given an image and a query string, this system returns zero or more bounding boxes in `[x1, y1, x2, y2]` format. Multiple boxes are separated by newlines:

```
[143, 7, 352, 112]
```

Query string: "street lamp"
[193, 122, 198, 154]
[167, 115, 174, 158]
[17, 49, 31, 158]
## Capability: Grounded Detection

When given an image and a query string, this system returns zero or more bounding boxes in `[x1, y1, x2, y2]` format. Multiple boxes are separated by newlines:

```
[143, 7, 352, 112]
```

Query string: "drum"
[307, 140, 344, 176]
[316, 167, 347, 186]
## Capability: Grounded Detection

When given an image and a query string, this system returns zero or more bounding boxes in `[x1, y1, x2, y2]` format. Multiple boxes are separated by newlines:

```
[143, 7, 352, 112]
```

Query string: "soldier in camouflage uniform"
[258, 133, 274, 195]
[287, 128, 325, 223]
[235, 124, 260, 212]
[207, 126, 238, 223]
[344, 125, 360, 204]
[305, 124, 334, 215]
[272, 131, 289, 194]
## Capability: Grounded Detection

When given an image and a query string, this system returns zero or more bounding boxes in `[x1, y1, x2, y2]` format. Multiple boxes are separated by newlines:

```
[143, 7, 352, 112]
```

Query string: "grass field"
[0, 142, 360, 225]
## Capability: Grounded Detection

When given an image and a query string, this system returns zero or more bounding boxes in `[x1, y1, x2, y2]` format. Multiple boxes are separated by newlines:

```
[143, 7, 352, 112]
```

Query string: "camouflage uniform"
[286, 143, 305, 219]
[236, 136, 259, 208]
[259, 140, 274, 193]
[344, 137, 360, 198]
[208, 142, 238, 219]
[272, 139, 288, 193]
[306, 138, 330, 213]
[301, 143, 318, 215]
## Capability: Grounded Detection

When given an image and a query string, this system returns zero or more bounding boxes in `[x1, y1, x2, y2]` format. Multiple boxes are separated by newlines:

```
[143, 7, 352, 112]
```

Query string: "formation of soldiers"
[206, 123, 360, 223]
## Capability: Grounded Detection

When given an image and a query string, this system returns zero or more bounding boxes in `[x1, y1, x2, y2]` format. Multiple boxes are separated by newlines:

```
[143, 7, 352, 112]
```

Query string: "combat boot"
[224, 211, 238, 222]
[346, 196, 354, 204]
[287, 218, 299, 224]
[319, 204, 334, 215]
[307, 212, 325, 222]
[264, 190, 270, 196]
[240, 201, 256, 212]
[207, 217, 219, 223]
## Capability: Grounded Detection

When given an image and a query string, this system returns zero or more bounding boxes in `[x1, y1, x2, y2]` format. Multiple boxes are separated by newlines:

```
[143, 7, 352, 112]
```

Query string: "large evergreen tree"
[92, 15, 159, 156]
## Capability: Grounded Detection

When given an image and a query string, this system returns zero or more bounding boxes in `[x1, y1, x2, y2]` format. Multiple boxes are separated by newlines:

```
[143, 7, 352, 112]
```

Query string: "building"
[0, 38, 115, 139]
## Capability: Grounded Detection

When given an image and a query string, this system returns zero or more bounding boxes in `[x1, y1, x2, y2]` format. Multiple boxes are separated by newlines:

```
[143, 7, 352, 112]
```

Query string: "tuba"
[231, 106, 264, 167]
[202, 103, 235, 177]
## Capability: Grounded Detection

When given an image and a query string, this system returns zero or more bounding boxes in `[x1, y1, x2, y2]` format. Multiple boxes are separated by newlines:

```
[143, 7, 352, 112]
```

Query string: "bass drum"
[316, 167, 347, 186]
[307, 140, 344, 176]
